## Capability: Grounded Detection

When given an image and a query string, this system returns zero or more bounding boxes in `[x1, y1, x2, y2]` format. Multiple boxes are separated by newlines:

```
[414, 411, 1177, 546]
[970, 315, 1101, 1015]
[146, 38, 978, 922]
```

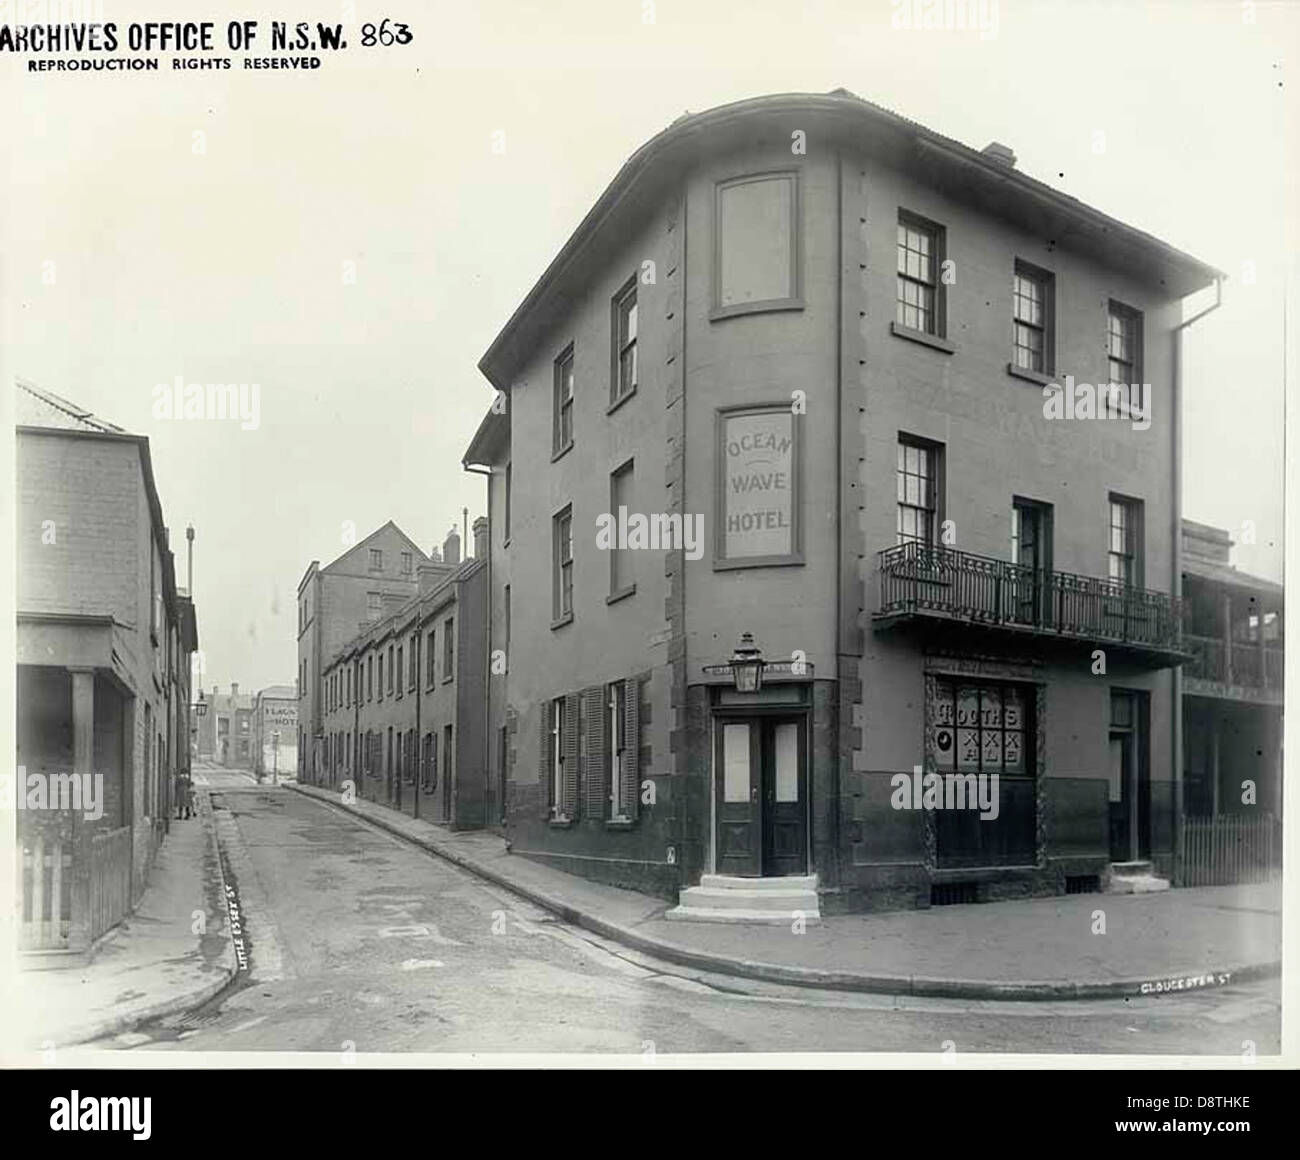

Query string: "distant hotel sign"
[262, 702, 296, 727]
[717, 405, 801, 568]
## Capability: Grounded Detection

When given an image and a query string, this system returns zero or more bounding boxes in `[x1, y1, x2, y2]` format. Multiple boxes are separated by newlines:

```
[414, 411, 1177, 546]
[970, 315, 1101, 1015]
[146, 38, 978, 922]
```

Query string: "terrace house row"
[317, 523, 489, 829]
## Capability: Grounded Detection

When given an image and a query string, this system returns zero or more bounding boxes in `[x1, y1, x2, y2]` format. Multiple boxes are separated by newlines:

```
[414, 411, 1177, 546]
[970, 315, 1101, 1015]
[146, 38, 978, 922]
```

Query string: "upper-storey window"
[611, 277, 638, 406]
[897, 436, 942, 547]
[1013, 261, 1054, 375]
[553, 504, 574, 623]
[369, 548, 383, 572]
[713, 172, 801, 319]
[896, 212, 945, 336]
[503, 461, 512, 543]
[400, 551, 413, 575]
[1108, 496, 1142, 587]
[553, 344, 574, 456]
[1107, 301, 1144, 415]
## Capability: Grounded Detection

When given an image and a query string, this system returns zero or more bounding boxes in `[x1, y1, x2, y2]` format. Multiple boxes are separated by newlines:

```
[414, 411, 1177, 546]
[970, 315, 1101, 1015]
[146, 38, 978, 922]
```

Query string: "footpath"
[4, 787, 237, 1053]
[291, 782, 1282, 1001]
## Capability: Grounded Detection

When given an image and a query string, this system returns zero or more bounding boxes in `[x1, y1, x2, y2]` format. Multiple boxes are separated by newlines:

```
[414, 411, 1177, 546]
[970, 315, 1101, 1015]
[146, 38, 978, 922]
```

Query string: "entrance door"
[1108, 690, 1149, 862]
[1011, 499, 1052, 626]
[762, 719, 807, 877]
[714, 716, 807, 878]
[1107, 730, 1134, 861]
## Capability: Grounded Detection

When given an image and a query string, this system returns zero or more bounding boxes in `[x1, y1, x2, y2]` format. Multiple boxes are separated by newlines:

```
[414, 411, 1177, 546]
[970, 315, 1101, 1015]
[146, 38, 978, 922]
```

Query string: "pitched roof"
[1183, 557, 1284, 600]
[480, 89, 1223, 389]
[14, 377, 127, 433]
[320, 520, 429, 575]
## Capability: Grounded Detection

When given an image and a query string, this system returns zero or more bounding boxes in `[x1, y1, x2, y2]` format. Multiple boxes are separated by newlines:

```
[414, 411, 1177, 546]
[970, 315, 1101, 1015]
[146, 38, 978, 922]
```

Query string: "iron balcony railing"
[1183, 633, 1284, 691]
[877, 541, 1183, 651]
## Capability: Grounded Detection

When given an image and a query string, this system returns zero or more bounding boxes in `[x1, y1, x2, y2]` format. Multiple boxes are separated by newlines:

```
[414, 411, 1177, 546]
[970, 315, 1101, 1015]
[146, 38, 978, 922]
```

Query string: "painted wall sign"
[718, 407, 798, 564]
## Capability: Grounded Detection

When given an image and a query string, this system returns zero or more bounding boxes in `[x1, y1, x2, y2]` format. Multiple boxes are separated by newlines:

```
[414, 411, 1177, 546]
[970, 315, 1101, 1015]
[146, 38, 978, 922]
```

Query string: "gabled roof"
[321, 520, 429, 576]
[15, 377, 126, 433]
[480, 89, 1223, 390]
[321, 557, 486, 673]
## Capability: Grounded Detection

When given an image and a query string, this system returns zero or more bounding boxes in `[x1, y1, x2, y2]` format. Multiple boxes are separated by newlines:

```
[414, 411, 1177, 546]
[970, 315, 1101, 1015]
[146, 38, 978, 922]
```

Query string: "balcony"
[874, 541, 1186, 665]
[1183, 633, 1283, 704]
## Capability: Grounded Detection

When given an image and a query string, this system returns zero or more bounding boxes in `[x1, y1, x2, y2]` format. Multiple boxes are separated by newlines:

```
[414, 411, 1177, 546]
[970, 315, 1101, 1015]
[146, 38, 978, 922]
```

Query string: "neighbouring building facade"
[472, 91, 1225, 916]
[15, 380, 199, 951]
[317, 524, 489, 828]
[1180, 520, 1283, 829]
[252, 685, 298, 780]
[196, 683, 254, 769]
[297, 521, 428, 783]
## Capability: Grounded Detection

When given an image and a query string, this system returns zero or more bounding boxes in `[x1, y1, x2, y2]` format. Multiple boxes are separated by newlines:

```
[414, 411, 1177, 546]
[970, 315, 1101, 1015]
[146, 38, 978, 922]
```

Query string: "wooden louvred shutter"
[563, 692, 581, 818]
[583, 686, 608, 819]
[539, 704, 552, 817]
[620, 676, 640, 819]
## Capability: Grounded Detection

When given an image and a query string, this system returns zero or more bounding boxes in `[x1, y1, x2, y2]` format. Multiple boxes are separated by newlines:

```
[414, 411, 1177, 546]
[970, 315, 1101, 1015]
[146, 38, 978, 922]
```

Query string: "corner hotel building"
[466, 91, 1222, 916]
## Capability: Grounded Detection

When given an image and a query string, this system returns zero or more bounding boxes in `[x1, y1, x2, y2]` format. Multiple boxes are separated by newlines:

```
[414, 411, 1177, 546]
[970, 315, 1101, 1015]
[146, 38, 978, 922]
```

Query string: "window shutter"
[583, 686, 607, 818]
[539, 706, 551, 818]
[563, 692, 581, 818]
[620, 676, 640, 819]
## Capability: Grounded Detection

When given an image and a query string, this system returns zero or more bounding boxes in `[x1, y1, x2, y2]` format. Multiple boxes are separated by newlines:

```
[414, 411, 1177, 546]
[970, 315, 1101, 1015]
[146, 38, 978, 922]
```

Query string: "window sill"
[606, 584, 636, 606]
[713, 554, 805, 571]
[551, 612, 574, 631]
[604, 817, 636, 831]
[1007, 362, 1057, 387]
[607, 386, 637, 415]
[890, 321, 955, 354]
[551, 441, 574, 465]
[548, 815, 574, 829]
[441, 675, 453, 686]
[709, 297, 804, 322]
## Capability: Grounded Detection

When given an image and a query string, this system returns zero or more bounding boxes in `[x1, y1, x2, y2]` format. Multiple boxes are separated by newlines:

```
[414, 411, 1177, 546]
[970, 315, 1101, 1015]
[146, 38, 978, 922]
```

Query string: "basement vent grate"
[1065, 874, 1101, 895]
[930, 882, 979, 906]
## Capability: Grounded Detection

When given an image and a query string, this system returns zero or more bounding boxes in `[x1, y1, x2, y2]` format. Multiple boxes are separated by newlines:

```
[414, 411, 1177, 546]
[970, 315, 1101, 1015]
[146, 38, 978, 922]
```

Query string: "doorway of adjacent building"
[714, 714, 807, 877]
[1108, 689, 1149, 862]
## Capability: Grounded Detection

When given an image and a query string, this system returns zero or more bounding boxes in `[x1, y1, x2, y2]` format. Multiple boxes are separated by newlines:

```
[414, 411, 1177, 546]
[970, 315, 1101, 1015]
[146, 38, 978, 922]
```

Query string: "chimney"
[231, 682, 239, 699]
[980, 141, 1017, 168]
[443, 525, 461, 566]
[429, 545, 442, 564]
[473, 516, 488, 560]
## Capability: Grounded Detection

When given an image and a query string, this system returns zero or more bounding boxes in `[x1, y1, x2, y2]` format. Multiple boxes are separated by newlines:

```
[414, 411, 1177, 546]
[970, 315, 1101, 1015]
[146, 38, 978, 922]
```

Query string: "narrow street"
[100, 771, 1281, 1056]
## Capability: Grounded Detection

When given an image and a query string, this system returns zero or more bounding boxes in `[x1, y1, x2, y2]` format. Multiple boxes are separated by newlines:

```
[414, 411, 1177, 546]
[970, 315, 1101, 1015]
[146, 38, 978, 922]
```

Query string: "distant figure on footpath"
[174, 772, 195, 819]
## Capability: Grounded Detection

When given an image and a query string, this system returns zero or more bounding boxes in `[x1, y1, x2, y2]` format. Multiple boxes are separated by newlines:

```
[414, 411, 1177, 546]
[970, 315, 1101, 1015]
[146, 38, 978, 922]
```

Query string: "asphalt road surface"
[102, 776, 1281, 1057]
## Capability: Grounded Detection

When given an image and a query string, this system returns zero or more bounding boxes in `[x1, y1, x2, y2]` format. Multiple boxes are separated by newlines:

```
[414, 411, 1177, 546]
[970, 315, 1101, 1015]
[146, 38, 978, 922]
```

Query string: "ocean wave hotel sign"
[719, 407, 798, 564]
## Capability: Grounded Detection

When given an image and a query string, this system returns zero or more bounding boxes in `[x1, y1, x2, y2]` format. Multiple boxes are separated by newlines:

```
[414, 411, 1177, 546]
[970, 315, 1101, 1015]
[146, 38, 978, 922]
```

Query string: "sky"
[2, 0, 1294, 694]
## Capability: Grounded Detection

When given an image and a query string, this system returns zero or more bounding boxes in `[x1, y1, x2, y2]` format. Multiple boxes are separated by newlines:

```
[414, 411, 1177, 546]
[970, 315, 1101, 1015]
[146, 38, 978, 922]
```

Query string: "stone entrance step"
[1107, 861, 1171, 894]
[665, 874, 821, 925]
